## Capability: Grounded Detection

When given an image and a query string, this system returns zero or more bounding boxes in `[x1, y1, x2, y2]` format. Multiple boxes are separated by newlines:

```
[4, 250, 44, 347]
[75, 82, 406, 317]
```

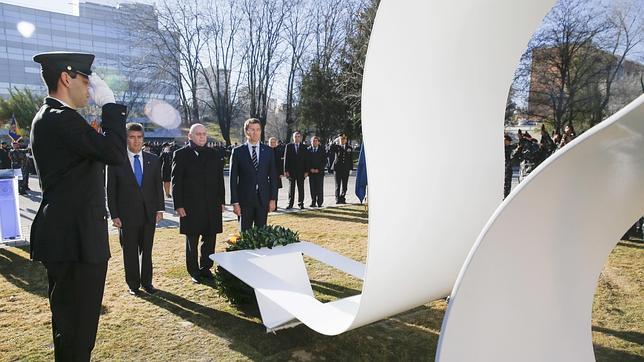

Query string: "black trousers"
[309, 173, 324, 206]
[119, 222, 155, 289]
[503, 166, 513, 199]
[43, 261, 108, 362]
[288, 175, 305, 207]
[334, 170, 349, 201]
[185, 234, 215, 277]
[239, 195, 268, 231]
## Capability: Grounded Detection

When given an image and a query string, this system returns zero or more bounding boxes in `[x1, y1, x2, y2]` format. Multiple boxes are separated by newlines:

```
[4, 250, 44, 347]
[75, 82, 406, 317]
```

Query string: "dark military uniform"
[0, 143, 10, 169]
[504, 143, 516, 198]
[9, 147, 28, 194]
[329, 143, 353, 203]
[511, 139, 540, 183]
[30, 52, 127, 362]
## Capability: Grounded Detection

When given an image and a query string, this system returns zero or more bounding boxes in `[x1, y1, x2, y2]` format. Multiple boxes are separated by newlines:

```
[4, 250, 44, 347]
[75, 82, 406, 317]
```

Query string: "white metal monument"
[213, 0, 642, 360]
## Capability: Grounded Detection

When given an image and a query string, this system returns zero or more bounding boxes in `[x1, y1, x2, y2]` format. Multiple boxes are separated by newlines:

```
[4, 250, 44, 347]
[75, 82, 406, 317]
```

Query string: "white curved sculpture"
[436, 95, 644, 362]
[213, 0, 557, 334]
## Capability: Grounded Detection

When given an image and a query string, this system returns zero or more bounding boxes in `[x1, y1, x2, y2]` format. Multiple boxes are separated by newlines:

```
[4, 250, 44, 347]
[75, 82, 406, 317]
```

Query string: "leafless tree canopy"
[512, 0, 643, 134]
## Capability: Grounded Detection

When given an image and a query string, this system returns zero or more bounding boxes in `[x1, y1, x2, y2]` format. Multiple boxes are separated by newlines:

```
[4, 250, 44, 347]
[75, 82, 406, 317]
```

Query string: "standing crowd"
[504, 124, 577, 198]
[22, 48, 358, 362]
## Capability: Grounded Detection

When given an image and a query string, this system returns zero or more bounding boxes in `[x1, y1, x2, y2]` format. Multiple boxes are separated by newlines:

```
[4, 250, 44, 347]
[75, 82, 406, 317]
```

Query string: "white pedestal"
[0, 177, 23, 241]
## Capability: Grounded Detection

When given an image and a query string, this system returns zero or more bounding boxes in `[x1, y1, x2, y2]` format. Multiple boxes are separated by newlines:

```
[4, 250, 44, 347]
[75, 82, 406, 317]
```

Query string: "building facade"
[0, 1, 178, 109]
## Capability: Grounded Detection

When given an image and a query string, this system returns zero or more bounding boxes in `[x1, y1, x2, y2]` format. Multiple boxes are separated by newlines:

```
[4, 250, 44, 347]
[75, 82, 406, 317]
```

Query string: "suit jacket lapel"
[141, 152, 151, 186]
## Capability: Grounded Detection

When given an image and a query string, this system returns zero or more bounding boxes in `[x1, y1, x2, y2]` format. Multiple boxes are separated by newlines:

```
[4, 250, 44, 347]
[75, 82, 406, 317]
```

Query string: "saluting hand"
[176, 207, 187, 217]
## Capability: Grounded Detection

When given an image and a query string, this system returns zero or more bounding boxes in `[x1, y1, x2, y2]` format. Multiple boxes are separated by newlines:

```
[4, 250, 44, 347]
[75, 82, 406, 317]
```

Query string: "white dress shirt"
[127, 149, 143, 176]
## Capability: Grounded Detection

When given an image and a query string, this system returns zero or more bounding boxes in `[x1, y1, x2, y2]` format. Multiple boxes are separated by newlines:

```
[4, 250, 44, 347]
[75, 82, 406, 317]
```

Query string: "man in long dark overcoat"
[172, 123, 225, 283]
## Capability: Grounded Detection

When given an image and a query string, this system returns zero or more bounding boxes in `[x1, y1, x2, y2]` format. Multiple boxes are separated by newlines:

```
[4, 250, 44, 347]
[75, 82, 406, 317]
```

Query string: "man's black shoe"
[190, 276, 201, 284]
[309, 203, 316, 207]
[285, 205, 293, 210]
[299, 204, 305, 209]
[128, 288, 141, 296]
[143, 285, 158, 294]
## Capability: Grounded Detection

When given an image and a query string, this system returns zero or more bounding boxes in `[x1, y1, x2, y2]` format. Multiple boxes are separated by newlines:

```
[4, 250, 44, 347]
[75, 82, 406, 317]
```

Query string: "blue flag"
[355, 145, 367, 203]
[8, 114, 22, 142]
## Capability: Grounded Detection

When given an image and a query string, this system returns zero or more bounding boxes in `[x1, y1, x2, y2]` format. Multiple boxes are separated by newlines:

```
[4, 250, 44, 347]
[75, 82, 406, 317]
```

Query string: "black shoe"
[143, 285, 158, 294]
[317, 204, 323, 208]
[128, 288, 141, 296]
[309, 203, 316, 207]
[285, 205, 293, 210]
[190, 276, 201, 284]
[299, 204, 305, 209]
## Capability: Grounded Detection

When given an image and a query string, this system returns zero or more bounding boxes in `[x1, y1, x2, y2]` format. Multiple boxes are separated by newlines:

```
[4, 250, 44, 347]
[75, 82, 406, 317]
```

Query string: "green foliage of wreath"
[214, 225, 300, 307]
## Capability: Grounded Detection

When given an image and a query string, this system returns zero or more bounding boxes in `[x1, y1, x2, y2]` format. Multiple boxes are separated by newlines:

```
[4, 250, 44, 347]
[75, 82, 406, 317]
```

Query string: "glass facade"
[0, 1, 177, 105]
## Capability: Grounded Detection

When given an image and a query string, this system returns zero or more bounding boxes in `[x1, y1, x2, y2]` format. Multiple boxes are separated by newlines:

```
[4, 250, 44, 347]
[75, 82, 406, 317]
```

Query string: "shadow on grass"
[0, 246, 48, 299]
[594, 344, 644, 362]
[617, 240, 643, 250]
[142, 287, 441, 360]
[593, 325, 644, 346]
[290, 210, 368, 224]
[310, 280, 361, 299]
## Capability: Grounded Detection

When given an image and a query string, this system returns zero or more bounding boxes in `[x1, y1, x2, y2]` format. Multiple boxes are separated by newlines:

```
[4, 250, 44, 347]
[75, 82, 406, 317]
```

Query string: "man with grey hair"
[172, 123, 225, 283]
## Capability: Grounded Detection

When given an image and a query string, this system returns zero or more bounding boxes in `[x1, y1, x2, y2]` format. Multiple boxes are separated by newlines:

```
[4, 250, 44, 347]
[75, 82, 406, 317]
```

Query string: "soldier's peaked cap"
[33, 52, 94, 76]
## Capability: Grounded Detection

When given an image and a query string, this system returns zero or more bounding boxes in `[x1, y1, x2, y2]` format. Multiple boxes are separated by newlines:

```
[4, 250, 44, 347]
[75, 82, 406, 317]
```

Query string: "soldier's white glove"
[88, 73, 115, 107]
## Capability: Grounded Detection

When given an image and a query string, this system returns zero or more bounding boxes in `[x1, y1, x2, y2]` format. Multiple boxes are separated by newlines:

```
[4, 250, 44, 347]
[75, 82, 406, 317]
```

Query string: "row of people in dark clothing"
[0, 140, 33, 194]
[504, 124, 577, 198]
[152, 133, 355, 208]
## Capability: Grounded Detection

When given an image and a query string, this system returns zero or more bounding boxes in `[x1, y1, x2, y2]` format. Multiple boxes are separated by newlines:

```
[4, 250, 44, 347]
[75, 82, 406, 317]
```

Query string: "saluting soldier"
[29, 52, 126, 361]
[329, 134, 353, 204]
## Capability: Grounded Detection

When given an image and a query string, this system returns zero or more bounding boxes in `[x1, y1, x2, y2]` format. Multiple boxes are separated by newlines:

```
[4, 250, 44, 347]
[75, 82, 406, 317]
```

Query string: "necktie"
[133, 154, 143, 187]
[295, 144, 299, 154]
[251, 146, 258, 170]
[313, 147, 317, 152]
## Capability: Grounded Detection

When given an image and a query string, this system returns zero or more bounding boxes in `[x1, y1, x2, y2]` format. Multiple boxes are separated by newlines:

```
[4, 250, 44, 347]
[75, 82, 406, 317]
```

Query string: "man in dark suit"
[29, 52, 126, 361]
[0, 141, 10, 169]
[107, 122, 164, 295]
[307, 136, 326, 207]
[172, 123, 225, 283]
[268, 137, 284, 201]
[230, 119, 278, 230]
[329, 134, 353, 204]
[283, 131, 309, 209]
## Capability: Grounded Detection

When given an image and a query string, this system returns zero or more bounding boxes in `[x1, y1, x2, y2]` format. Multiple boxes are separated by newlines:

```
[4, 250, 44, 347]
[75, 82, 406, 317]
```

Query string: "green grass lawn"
[0, 205, 641, 360]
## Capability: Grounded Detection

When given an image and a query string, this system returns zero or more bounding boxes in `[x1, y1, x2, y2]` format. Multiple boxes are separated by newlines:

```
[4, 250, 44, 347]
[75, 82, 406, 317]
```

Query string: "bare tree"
[199, 0, 245, 145]
[589, 0, 643, 126]
[526, 0, 610, 133]
[241, 0, 288, 141]
[124, 0, 207, 126]
[283, 0, 313, 140]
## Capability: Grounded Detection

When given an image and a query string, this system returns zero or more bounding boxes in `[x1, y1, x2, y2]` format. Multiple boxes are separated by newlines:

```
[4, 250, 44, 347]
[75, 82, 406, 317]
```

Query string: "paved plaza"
[7, 172, 362, 246]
